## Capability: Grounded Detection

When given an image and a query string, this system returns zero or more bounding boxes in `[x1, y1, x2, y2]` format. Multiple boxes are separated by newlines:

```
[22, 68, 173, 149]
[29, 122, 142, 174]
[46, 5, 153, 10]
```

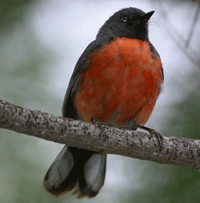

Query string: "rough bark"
[1, 99, 200, 172]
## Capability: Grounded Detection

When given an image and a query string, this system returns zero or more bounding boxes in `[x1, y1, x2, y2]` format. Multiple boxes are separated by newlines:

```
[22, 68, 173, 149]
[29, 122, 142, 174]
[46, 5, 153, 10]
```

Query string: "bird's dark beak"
[140, 11, 154, 22]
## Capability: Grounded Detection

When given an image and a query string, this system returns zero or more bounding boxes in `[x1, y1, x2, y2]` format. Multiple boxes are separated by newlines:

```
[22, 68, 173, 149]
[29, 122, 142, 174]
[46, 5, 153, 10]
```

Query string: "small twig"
[154, 0, 200, 67]
[185, 1, 200, 47]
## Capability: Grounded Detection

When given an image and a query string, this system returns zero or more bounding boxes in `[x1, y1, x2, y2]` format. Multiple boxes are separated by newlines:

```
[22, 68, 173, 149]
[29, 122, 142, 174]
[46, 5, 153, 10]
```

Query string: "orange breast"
[75, 37, 162, 129]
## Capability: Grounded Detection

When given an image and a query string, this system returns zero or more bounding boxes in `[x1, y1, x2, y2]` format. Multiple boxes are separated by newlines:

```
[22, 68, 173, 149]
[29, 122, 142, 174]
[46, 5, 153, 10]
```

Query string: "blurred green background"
[0, 0, 200, 203]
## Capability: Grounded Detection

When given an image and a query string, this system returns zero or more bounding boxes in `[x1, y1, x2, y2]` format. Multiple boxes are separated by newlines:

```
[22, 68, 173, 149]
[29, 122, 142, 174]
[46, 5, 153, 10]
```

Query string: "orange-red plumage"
[75, 37, 162, 128]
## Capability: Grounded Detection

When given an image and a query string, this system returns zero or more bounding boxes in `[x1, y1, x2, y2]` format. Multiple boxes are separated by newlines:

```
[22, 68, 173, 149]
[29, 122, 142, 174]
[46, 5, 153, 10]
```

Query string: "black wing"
[62, 39, 103, 119]
[148, 41, 164, 82]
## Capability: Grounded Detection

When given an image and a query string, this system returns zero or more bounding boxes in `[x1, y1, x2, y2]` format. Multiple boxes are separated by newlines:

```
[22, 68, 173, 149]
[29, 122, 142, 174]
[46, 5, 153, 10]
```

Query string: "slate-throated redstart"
[43, 7, 164, 198]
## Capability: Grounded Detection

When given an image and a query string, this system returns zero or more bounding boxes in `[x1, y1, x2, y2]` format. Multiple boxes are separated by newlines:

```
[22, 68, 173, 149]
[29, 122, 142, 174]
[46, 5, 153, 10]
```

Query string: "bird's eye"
[121, 16, 128, 23]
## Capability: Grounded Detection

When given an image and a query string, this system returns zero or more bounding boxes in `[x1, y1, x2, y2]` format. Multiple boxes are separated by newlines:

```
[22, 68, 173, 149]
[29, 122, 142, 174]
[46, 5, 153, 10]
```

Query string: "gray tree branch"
[1, 99, 200, 172]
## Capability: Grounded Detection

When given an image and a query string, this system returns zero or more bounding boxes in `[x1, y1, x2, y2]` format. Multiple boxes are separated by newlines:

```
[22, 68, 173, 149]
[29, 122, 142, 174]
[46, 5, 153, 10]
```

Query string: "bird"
[43, 7, 164, 198]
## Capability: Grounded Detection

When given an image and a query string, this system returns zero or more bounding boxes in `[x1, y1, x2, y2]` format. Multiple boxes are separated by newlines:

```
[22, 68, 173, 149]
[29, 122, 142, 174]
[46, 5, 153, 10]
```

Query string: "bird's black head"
[97, 7, 154, 42]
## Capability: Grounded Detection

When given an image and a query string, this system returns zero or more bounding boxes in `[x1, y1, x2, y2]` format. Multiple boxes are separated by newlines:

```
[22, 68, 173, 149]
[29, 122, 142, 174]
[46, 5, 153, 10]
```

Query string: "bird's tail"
[43, 146, 106, 198]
